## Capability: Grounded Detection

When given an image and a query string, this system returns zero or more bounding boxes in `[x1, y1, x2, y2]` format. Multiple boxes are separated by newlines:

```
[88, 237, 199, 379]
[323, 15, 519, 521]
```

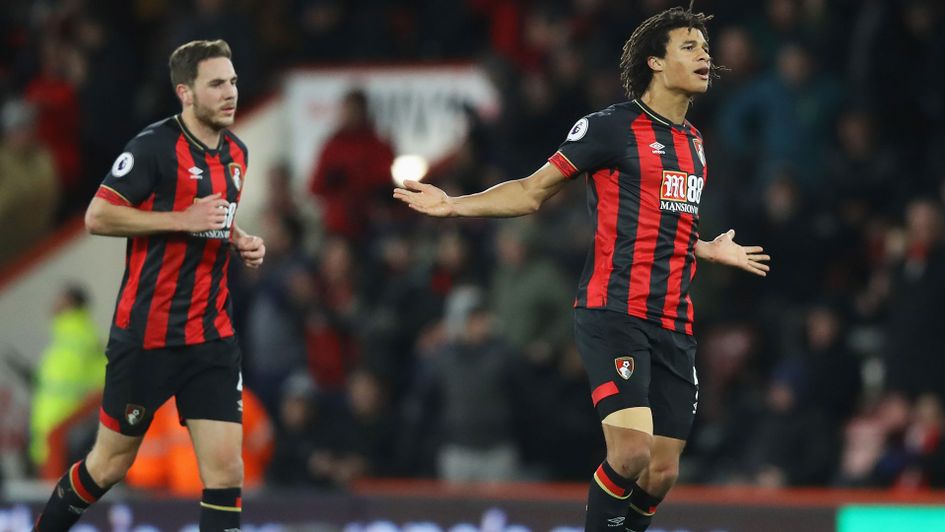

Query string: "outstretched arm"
[84, 193, 230, 237]
[392, 162, 568, 218]
[695, 229, 770, 277]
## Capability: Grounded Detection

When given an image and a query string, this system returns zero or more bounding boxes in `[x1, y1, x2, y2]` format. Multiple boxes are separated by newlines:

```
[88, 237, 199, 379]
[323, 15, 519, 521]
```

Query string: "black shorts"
[574, 308, 698, 440]
[100, 335, 243, 436]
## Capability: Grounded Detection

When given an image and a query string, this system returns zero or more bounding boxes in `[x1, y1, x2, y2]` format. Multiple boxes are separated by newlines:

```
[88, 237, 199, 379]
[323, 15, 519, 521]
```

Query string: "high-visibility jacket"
[30, 308, 105, 465]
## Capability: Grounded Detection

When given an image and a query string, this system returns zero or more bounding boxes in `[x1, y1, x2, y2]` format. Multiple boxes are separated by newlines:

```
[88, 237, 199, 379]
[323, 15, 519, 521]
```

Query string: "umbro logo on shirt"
[188, 166, 204, 179]
[649, 141, 665, 154]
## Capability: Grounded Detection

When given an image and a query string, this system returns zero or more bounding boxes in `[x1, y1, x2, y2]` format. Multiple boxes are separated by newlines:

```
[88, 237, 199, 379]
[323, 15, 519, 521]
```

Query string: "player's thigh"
[649, 327, 698, 440]
[175, 337, 243, 481]
[573, 308, 654, 434]
[187, 418, 243, 479]
[100, 337, 178, 437]
[175, 337, 243, 427]
[650, 435, 686, 467]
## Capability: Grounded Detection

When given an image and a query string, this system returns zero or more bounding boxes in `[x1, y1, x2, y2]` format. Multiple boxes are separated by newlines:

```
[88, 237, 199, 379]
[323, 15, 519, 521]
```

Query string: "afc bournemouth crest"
[125, 404, 146, 426]
[693, 138, 706, 167]
[228, 162, 243, 191]
[615, 356, 635, 380]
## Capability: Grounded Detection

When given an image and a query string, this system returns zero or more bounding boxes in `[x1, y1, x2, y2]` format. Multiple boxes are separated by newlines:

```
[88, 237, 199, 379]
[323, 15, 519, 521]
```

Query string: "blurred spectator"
[264, 161, 300, 215]
[345, 370, 396, 472]
[744, 362, 837, 487]
[858, 0, 944, 153]
[71, 10, 136, 204]
[837, 392, 911, 487]
[517, 343, 604, 481]
[0, 98, 59, 266]
[308, 89, 395, 239]
[746, 0, 822, 65]
[798, 304, 862, 424]
[490, 219, 572, 359]
[305, 236, 361, 392]
[267, 371, 355, 487]
[401, 286, 524, 483]
[24, 38, 82, 216]
[718, 41, 841, 189]
[823, 108, 899, 215]
[245, 212, 311, 414]
[320, 369, 397, 479]
[743, 172, 822, 309]
[29, 284, 104, 467]
[360, 233, 441, 394]
[294, 0, 348, 61]
[685, 324, 764, 483]
[896, 393, 945, 489]
[261, 160, 323, 257]
[883, 199, 945, 400]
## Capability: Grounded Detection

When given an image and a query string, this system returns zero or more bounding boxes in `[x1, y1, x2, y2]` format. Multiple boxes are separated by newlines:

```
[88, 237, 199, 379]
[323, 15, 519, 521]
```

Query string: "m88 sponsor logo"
[660, 170, 703, 215]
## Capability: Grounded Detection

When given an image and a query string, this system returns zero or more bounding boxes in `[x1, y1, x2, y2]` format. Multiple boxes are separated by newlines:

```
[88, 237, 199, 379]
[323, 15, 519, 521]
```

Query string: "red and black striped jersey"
[95, 115, 248, 349]
[548, 99, 707, 335]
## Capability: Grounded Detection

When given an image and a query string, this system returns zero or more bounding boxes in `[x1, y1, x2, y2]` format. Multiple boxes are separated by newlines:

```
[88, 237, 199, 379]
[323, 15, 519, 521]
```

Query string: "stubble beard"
[193, 98, 233, 132]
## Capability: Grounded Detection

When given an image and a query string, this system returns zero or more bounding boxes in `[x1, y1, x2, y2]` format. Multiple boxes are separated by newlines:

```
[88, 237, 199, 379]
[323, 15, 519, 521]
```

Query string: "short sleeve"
[548, 108, 626, 179]
[96, 134, 158, 207]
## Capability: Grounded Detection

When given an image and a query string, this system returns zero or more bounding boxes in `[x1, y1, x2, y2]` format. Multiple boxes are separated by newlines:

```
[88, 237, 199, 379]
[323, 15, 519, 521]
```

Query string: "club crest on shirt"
[693, 137, 706, 167]
[228, 162, 243, 191]
[125, 404, 146, 426]
[615, 356, 635, 380]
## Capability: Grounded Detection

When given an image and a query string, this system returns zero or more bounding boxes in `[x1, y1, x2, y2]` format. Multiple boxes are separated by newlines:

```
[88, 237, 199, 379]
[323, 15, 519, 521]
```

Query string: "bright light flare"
[391, 155, 429, 188]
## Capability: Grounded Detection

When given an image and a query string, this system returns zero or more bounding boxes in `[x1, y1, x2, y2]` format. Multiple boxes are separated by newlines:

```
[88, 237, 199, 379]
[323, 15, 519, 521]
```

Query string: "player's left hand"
[234, 234, 266, 268]
[707, 229, 769, 277]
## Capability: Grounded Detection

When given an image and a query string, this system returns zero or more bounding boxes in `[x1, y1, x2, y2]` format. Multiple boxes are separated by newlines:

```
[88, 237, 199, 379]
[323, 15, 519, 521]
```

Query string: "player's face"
[656, 27, 711, 95]
[190, 57, 238, 130]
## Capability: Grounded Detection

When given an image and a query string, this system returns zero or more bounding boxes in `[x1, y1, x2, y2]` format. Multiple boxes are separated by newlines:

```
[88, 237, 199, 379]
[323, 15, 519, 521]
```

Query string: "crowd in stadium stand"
[3, 0, 944, 490]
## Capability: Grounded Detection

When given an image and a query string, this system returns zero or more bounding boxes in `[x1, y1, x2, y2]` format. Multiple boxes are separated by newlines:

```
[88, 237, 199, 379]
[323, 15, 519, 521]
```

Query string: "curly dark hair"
[618, 3, 720, 100]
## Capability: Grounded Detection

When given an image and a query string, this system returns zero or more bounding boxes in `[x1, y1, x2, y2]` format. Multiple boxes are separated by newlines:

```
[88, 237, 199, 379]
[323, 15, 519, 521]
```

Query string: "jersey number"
[223, 202, 237, 229]
[686, 175, 704, 204]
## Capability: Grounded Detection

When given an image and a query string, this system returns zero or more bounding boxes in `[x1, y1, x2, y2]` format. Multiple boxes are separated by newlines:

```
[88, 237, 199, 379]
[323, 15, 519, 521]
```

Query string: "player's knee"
[647, 460, 680, 494]
[201, 454, 244, 488]
[608, 445, 651, 480]
[86, 449, 137, 486]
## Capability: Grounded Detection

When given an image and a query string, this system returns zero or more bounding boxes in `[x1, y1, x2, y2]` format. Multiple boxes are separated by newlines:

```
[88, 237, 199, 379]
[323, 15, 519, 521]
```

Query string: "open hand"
[393, 180, 455, 217]
[708, 229, 770, 277]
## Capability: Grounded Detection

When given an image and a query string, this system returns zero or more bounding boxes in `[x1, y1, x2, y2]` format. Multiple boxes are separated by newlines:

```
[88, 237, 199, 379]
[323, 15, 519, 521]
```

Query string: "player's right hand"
[393, 180, 455, 217]
[181, 193, 229, 232]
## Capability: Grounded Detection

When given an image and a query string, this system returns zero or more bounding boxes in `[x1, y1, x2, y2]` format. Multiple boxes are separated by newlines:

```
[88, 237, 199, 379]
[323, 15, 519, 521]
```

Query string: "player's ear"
[648, 56, 664, 73]
[175, 83, 193, 107]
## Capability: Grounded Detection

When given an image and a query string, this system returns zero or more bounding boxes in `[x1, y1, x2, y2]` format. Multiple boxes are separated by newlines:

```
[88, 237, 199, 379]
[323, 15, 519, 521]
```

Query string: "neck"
[640, 85, 691, 125]
[181, 107, 221, 149]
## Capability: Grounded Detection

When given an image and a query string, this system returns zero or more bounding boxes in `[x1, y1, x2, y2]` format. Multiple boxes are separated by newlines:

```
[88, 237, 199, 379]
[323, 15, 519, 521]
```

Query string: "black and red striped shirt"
[96, 115, 248, 349]
[548, 99, 707, 335]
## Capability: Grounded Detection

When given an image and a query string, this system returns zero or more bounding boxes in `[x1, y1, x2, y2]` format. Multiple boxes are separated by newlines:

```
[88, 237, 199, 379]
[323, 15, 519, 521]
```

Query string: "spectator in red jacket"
[308, 89, 395, 239]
